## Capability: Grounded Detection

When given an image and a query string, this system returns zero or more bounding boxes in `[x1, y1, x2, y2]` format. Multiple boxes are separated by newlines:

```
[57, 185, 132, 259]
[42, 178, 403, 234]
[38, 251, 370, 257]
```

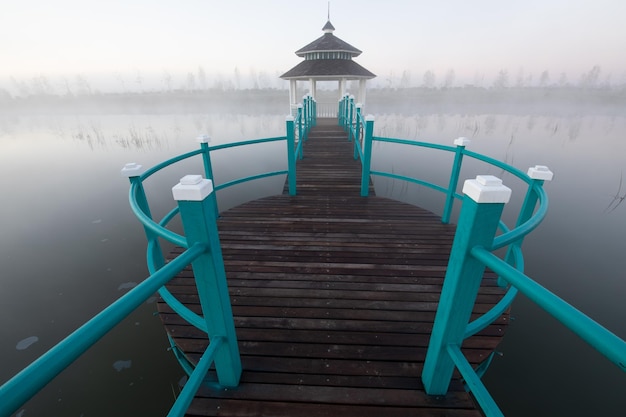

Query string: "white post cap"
[286, 115, 294, 121]
[172, 175, 214, 201]
[454, 137, 471, 147]
[196, 134, 211, 144]
[365, 114, 375, 122]
[121, 162, 144, 177]
[462, 175, 512, 204]
[527, 165, 554, 181]
[297, 104, 303, 108]
[356, 103, 363, 109]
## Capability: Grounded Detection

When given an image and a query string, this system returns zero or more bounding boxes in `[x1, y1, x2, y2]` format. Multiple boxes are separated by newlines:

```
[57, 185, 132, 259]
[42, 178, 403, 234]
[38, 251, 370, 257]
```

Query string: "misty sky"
[1, 0, 625, 89]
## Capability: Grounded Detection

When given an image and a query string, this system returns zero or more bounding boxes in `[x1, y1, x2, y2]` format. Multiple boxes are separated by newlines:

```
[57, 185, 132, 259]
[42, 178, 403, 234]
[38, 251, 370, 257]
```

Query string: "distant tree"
[423, 70, 436, 88]
[525, 73, 533, 86]
[539, 70, 550, 87]
[249, 67, 259, 89]
[197, 66, 208, 91]
[186, 72, 197, 91]
[399, 70, 411, 88]
[515, 67, 525, 88]
[135, 71, 143, 92]
[74, 74, 92, 95]
[493, 69, 509, 89]
[580, 65, 601, 88]
[258, 71, 270, 89]
[558, 72, 568, 87]
[443, 69, 455, 88]
[61, 77, 73, 96]
[163, 71, 173, 92]
[233, 67, 241, 90]
[473, 72, 485, 87]
[114, 72, 127, 93]
[30, 75, 55, 95]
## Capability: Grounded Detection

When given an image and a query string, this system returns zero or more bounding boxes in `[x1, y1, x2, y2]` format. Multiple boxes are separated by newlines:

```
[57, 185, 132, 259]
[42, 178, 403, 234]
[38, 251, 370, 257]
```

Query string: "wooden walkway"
[158, 118, 508, 416]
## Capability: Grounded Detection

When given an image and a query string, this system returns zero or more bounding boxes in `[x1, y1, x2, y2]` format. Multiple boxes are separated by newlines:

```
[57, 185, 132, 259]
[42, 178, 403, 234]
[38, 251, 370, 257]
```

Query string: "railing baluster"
[172, 175, 241, 387]
[286, 115, 296, 195]
[498, 165, 554, 286]
[442, 137, 471, 224]
[122, 163, 166, 269]
[354, 105, 362, 160]
[360, 115, 375, 197]
[197, 134, 220, 216]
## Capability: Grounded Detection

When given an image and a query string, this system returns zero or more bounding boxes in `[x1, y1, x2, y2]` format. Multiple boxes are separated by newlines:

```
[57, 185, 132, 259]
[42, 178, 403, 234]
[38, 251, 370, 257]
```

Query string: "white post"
[339, 78, 346, 99]
[309, 78, 317, 101]
[358, 79, 367, 105]
[289, 79, 297, 115]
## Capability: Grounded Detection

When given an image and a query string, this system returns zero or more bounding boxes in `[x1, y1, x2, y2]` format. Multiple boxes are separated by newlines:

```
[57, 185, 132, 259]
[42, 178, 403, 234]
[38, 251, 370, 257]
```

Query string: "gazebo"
[280, 20, 376, 115]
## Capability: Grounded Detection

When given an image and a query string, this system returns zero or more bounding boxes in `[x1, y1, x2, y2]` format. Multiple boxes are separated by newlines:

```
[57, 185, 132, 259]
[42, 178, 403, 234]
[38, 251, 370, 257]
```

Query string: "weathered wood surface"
[158, 118, 507, 416]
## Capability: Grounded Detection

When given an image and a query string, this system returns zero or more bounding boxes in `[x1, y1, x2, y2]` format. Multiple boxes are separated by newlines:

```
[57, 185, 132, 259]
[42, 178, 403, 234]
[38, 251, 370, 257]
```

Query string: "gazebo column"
[358, 79, 367, 105]
[339, 78, 347, 100]
[309, 78, 317, 101]
[289, 79, 298, 114]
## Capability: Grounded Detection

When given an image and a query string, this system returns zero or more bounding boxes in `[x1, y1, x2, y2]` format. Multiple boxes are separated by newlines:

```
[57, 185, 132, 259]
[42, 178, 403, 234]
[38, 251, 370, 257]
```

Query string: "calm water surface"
[1, 105, 625, 416]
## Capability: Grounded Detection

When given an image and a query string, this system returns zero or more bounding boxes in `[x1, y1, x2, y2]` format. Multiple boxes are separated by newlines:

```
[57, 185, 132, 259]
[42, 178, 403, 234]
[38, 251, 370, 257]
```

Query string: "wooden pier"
[158, 118, 508, 416]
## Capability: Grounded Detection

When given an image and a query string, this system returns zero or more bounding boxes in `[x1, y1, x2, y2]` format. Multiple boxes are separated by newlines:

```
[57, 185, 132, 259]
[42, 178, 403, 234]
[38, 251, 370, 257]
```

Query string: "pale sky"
[1, 0, 625, 90]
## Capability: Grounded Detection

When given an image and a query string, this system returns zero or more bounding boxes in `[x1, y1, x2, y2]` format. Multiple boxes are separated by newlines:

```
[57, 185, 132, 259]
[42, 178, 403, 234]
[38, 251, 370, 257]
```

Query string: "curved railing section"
[340, 97, 626, 417]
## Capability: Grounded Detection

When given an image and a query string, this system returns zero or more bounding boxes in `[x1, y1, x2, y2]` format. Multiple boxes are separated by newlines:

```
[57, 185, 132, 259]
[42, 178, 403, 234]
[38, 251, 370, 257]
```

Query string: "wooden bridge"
[158, 118, 508, 416]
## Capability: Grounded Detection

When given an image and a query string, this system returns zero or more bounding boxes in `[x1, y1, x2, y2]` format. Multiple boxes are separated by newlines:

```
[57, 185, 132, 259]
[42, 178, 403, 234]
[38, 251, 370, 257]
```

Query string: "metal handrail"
[0, 243, 207, 417]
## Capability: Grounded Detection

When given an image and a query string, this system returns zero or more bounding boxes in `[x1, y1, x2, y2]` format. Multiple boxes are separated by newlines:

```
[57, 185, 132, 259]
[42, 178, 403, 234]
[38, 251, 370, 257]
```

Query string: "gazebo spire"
[322, 20, 335, 34]
[323, 2, 334, 33]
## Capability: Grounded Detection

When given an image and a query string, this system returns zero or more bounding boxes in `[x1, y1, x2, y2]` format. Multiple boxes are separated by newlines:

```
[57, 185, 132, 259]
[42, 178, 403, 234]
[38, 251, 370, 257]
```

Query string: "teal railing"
[0, 98, 315, 417]
[340, 95, 626, 417]
[4, 94, 624, 417]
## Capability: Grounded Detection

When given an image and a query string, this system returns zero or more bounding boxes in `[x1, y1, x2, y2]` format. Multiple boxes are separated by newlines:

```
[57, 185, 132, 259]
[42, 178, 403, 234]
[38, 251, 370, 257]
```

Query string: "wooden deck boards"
[158, 118, 508, 416]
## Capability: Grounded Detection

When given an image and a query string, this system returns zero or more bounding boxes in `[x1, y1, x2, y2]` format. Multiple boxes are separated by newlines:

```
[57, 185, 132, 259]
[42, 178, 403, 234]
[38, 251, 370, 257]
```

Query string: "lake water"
[1, 93, 625, 416]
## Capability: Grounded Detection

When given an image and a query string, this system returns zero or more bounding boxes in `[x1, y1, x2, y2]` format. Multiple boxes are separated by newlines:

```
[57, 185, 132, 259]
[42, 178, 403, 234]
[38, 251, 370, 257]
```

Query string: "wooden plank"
[157, 119, 509, 416]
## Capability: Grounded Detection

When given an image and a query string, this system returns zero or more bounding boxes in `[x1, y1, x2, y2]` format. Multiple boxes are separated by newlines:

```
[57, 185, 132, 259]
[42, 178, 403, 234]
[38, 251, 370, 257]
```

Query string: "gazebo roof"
[294, 31, 362, 57]
[280, 59, 375, 80]
[280, 20, 375, 80]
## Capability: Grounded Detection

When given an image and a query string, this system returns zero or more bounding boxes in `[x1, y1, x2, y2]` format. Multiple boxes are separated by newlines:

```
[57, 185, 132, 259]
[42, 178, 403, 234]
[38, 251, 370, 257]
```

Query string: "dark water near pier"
[1, 93, 625, 416]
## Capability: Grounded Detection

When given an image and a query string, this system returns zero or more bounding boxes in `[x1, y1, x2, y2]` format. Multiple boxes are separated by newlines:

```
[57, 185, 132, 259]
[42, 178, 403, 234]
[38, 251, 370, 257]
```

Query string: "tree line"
[1, 64, 624, 100]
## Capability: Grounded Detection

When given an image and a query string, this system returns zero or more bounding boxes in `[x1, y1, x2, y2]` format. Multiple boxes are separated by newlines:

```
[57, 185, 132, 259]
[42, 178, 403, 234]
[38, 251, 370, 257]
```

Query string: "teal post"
[304, 95, 311, 126]
[499, 165, 553, 285]
[360, 116, 375, 197]
[442, 137, 471, 224]
[286, 115, 296, 195]
[197, 134, 219, 216]
[353, 105, 362, 160]
[121, 163, 165, 270]
[338, 97, 343, 126]
[343, 95, 349, 126]
[347, 96, 354, 141]
[172, 175, 241, 387]
[312, 97, 317, 125]
[422, 175, 512, 395]
[297, 104, 304, 152]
